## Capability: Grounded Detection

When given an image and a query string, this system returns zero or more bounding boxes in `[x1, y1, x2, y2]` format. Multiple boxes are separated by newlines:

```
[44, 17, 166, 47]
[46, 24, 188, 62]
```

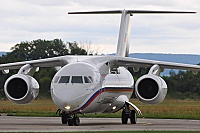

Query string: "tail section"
[114, 10, 196, 57]
[116, 10, 132, 57]
[69, 9, 132, 57]
[68, 10, 196, 57]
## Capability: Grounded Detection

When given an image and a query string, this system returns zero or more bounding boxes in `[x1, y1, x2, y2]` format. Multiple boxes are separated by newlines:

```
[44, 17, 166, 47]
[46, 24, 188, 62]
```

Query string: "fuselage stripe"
[73, 87, 133, 113]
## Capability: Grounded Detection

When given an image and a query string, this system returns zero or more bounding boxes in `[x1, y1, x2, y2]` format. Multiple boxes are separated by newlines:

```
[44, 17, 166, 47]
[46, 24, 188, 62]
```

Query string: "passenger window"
[84, 76, 91, 83]
[72, 76, 83, 83]
[59, 76, 70, 83]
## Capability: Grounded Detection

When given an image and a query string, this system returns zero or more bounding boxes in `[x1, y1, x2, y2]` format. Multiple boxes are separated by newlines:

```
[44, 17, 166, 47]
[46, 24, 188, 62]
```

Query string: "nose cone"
[51, 85, 80, 111]
[51, 62, 100, 112]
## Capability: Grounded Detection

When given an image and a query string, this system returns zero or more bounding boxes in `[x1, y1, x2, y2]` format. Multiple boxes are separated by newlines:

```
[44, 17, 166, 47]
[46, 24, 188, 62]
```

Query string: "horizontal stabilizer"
[68, 10, 196, 14]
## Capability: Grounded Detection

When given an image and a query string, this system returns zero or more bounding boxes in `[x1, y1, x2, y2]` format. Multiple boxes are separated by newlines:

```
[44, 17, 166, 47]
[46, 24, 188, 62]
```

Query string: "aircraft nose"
[51, 86, 80, 111]
[51, 62, 100, 112]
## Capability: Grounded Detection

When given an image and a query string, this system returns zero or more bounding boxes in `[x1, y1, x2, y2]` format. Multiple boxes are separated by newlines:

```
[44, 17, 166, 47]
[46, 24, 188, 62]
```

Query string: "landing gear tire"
[68, 118, 74, 126]
[61, 113, 68, 124]
[121, 101, 139, 125]
[67, 116, 80, 126]
[121, 110, 129, 124]
[73, 117, 80, 126]
[130, 110, 137, 124]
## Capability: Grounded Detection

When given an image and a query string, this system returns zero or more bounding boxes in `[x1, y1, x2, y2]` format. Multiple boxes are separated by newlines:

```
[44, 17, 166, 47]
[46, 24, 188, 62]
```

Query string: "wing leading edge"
[0, 58, 62, 71]
[114, 56, 200, 72]
[0, 56, 71, 71]
[0, 55, 199, 73]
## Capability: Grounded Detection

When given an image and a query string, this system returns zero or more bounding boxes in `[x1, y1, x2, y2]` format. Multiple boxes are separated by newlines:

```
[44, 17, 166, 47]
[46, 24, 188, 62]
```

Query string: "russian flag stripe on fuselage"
[73, 87, 133, 113]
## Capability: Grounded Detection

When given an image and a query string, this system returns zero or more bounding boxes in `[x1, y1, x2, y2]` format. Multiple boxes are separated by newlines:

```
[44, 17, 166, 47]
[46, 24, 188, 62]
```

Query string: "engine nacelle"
[4, 74, 39, 104]
[135, 74, 167, 104]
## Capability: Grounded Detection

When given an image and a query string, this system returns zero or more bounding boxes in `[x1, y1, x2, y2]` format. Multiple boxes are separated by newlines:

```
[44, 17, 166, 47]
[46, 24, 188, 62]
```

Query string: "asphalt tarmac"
[0, 116, 199, 132]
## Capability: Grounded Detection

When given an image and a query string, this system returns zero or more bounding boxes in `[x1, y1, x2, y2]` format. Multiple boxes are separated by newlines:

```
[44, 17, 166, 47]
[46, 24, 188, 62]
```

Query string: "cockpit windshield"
[58, 76, 70, 83]
[58, 76, 94, 84]
[84, 76, 91, 83]
[71, 76, 83, 83]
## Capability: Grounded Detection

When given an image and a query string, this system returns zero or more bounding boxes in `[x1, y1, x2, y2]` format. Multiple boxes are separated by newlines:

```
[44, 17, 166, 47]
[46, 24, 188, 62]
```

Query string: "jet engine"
[135, 74, 167, 104]
[4, 74, 39, 104]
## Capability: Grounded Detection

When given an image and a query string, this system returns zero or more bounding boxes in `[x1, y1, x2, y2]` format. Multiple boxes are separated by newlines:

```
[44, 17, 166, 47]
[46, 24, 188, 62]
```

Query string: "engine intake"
[4, 74, 39, 104]
[135, 74, 167, 104]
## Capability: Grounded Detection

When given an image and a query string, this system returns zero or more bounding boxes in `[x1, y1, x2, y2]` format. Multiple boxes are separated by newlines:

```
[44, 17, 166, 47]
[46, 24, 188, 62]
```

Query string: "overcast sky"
[0, 0, 200, 54]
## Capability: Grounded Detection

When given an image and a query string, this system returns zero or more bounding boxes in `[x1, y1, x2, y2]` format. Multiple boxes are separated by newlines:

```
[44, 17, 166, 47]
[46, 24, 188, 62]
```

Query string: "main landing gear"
[121, 101, 143, 124]
[61, 111, 80, 126]
[121, 104, 136, 124]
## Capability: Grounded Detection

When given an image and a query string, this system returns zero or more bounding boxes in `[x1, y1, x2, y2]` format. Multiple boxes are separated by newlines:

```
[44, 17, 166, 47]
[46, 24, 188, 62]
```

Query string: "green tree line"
[163, 70, 200, 99]
[0, 39, 199, 99]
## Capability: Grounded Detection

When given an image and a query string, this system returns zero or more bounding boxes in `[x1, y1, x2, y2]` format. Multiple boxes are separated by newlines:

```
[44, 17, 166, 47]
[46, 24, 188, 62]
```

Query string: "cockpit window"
[84, 76, 92, 83]
[59, 76, 70, 83]
[88, 76, 93, 82]
[54, 76, 60, 83]
[71, 76, 83, 83]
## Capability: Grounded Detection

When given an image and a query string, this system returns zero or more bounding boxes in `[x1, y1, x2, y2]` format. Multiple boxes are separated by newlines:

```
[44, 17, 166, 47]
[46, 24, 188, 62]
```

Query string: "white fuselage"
[50, 61, 134, 114]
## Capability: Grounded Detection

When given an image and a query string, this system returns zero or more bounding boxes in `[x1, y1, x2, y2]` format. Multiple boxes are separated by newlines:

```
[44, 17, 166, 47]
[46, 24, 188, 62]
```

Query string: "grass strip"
[0, 99, 200, 120]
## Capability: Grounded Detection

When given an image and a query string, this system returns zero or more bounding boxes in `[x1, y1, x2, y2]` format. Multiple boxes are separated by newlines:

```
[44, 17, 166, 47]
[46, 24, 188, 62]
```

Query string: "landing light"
[65, 106, 71, 110]
[112, 106, 117, 110]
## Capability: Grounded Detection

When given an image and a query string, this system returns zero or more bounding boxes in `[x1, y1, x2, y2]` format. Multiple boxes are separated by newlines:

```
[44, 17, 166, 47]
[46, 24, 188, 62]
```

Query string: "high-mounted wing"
[0, 56, 75, 72]
[0, 56, 64, 71]
[114, 56, 200, 72]
[0, 55, 98, 73]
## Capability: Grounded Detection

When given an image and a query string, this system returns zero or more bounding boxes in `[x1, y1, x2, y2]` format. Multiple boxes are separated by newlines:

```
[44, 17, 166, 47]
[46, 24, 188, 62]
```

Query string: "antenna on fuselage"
[68, 10, 196, 57]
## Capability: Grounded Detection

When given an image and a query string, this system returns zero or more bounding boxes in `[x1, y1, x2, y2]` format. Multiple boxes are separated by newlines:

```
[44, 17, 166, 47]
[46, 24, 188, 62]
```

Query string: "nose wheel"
[61, 111, 80, 126]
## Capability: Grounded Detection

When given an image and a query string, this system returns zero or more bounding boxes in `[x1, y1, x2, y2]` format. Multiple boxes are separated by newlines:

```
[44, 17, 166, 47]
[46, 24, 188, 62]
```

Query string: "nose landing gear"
[61, 111, 80, 126]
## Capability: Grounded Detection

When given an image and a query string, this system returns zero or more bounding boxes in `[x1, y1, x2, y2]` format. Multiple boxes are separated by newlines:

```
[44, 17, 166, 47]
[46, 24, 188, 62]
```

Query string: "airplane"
[0, 9, 199, 126]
